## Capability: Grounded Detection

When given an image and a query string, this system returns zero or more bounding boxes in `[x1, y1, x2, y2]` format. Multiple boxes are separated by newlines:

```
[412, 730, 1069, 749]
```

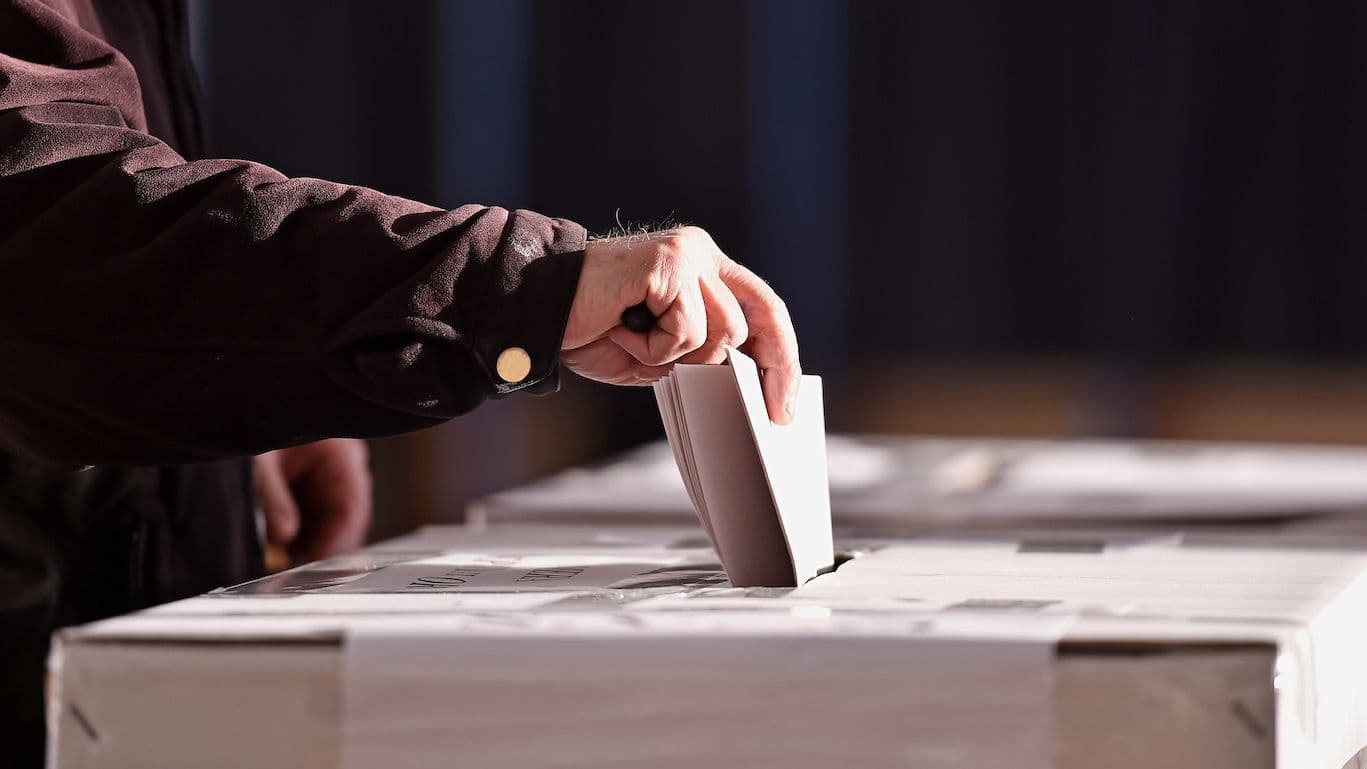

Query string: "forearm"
[0, 104, 584, 465]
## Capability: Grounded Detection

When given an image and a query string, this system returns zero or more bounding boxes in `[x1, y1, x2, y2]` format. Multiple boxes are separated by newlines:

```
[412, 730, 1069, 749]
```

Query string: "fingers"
[295, 451, 371, 563]
[676, 272, 749, 365]
[562, 227, 802, 409]
[290, 439, 372, 564]
[254, 451, 301, 547]
[718, 259, 802, 424]
[259, 440, 372, 567]
[564, 338, 674, 385]
[609, 256, 708, 367]
[606, 230, 745, 367]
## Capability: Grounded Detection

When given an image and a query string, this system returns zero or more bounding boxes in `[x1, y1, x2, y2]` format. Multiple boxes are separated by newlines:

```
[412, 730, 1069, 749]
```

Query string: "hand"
[253, 438, 372, 567]
[562, 226, 801, 424]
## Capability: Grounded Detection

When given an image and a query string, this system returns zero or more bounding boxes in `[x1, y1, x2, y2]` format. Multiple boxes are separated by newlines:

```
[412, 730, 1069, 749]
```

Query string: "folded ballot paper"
[652, 347, 834, 586]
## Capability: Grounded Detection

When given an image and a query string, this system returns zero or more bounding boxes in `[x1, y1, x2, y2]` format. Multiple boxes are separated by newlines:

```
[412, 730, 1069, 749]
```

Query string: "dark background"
[187, 0, 1367, 534]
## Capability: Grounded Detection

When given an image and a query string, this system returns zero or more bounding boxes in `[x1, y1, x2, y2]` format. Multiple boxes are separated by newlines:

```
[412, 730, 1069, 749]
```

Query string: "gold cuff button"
[495, 347, 532, 384]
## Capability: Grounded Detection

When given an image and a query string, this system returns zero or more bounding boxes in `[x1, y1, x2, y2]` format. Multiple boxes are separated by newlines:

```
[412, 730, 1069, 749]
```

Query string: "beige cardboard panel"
[470, 436, 1367, 528]
[52, 525, 1367, 769]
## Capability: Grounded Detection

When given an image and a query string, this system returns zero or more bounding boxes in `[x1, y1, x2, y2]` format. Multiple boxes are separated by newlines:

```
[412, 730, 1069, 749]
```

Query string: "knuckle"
[657, 233, 687, 260]
[642, 345, 671, 365]
[677, 225, 705, 242]
[681, 330, 705, 352]
[722, 319, 749, 349]
[687, 338, 726, 364]
[757, 280, 784, 306]
[764, 294, 793, 325]
[645, 258, 677, 296]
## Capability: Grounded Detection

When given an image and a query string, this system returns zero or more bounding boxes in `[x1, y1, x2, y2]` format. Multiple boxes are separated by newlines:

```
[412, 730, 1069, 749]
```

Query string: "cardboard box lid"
[56, 525, 1367, 769]
[63, 525, 1367, 646]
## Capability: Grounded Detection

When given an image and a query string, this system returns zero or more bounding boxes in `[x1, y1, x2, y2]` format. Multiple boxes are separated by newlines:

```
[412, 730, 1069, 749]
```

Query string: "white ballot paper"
[653, 347, 834, 586]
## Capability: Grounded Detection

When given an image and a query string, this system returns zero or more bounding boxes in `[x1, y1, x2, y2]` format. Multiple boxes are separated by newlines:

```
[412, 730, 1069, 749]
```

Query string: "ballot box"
[50, 524, 1367, 769]
[467, 435, 1367, 536]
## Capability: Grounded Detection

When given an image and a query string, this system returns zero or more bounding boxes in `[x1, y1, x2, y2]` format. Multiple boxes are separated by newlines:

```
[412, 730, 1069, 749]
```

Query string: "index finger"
[717, 259, 801, 424]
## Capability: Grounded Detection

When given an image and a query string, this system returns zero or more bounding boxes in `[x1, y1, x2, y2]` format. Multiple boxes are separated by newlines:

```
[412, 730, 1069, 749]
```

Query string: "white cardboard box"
[467, 436, 1367, 535]
[49, 524, 1367, 769]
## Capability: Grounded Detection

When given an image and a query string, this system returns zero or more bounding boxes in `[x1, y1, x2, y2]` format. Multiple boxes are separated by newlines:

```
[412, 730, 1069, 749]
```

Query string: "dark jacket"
[0, 0, 586, 763]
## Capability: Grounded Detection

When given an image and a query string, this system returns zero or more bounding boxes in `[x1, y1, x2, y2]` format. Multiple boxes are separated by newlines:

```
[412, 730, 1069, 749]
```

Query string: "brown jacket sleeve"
[0, 0, 586, 466]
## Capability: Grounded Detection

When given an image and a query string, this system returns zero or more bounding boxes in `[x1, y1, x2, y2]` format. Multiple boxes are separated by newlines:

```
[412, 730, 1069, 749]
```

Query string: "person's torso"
[66, 0, 205, 158]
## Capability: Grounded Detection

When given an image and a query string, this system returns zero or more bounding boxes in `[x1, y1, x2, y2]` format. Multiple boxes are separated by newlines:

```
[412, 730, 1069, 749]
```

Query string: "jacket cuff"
[466, 210, 586, 397]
